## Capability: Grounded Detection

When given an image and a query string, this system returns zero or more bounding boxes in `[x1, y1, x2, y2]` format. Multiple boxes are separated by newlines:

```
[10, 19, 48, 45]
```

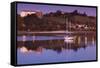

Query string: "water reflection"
[17, 34, 96, 64]
[17, 34, 96, 53]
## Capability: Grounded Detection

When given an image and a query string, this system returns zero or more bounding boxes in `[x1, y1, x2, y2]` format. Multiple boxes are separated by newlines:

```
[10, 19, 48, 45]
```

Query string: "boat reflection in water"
[17, 34, 96, 65]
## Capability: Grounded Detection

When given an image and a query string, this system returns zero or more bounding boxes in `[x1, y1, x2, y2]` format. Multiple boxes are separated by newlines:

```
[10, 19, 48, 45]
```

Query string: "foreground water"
[17, 34, 96, 65]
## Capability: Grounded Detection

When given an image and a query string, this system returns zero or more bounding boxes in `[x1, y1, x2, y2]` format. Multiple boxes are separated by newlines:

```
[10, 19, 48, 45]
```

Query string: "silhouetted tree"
[17, 14, 24, 31]
[72, 10, 78, 15]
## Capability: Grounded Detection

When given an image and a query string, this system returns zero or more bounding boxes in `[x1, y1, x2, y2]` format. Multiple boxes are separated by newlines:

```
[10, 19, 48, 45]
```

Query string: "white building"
[20, 10, 43, 18]
[20, 10, 37, 17]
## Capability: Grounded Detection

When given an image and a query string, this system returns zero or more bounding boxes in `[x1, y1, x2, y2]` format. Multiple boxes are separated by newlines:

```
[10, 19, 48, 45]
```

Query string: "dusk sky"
[17, 3, 96, 16]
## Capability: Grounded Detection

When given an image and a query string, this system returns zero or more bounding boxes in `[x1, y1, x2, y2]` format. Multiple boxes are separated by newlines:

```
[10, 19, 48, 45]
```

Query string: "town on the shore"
[17, 10, 96, 32]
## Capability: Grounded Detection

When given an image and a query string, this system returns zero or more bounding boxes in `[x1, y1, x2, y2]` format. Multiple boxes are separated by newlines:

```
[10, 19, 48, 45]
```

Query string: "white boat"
[64, 36, 74, 40]
[64, 36, 75, 43]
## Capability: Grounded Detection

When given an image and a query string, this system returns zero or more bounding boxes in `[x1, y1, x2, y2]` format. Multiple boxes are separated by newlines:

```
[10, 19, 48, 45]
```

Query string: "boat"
[64, 36, 75, 43]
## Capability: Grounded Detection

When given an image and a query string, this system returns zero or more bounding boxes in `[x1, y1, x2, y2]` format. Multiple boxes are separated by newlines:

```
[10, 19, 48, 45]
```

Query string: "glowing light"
[92, 37, 95, 45]
[85, 37, 87, 45]
[78, 36, 81, 44]
[32, 36, 35, 42]
[22, 35, 26, 41]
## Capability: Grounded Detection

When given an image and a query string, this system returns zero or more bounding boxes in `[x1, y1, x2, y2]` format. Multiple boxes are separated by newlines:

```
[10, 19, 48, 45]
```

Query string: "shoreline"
[17, 31, 96, 36]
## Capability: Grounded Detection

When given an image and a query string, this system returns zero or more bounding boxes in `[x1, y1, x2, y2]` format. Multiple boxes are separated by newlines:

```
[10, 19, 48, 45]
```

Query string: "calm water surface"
[17, 34, 96, 65]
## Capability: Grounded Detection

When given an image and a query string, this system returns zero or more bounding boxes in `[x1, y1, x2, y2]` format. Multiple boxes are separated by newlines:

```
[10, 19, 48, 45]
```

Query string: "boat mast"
[65, 17, 69, 33]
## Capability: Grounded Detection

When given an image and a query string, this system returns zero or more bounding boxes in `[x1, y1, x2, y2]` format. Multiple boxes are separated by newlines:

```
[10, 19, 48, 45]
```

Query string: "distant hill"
[17, 10, 96, 32]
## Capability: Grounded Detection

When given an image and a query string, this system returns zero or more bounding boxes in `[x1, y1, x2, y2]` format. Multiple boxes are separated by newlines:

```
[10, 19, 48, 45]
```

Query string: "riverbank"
[17, 31, 96, 36]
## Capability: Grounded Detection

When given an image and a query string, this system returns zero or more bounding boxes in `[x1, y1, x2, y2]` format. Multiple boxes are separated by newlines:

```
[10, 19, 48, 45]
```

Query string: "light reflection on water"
[17, 34, 96, 65]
